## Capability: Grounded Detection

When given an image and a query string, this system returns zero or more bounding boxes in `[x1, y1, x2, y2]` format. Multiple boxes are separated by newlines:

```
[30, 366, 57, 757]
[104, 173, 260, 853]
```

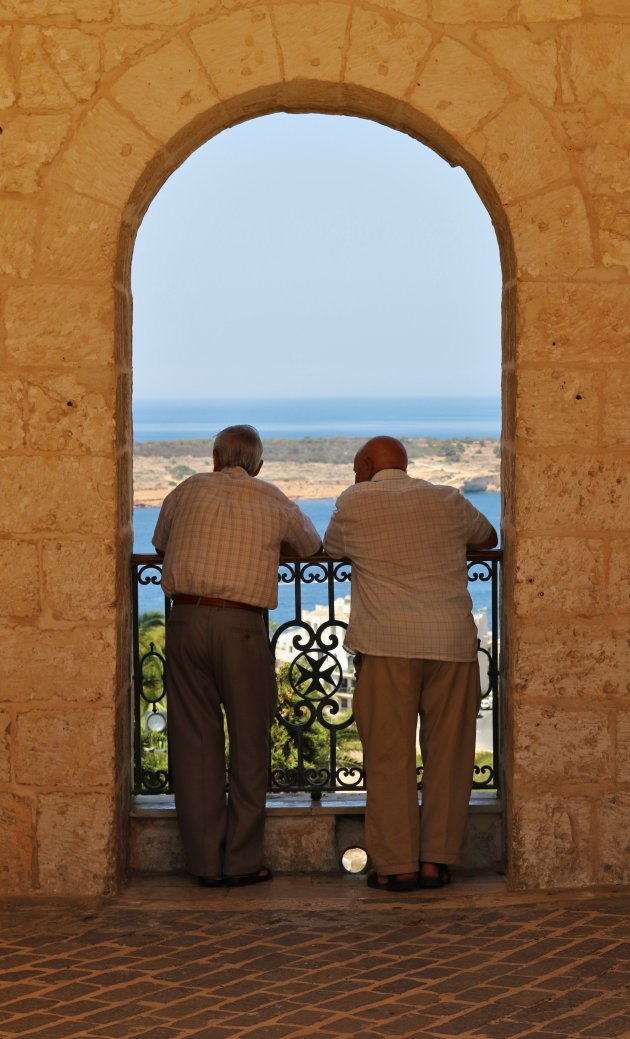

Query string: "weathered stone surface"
[0, 26, 15, 109]
[593, 193, 630, 273]
[5, 284, 114, 367]
[118, 0, 218, 26]
[0, 378, 26, 450]
[479, 97, 569, 203]
[103, 28, 163, 72]
[111, 39, 217, 143]
[129, 817, 186, 872]
[602, 370, 630, 447]
[0, 457, 115, 535]
[0, 114, 70, 194]
[520, 0, 580, 18]
[475, 27, 558, 108]
[16, 709, 113, 786]
[0, 794, 34, 895]
[513, 704, 611, 785]
[409, 37, 509, 140]
[0, 541, 39, 618]
[433, 0, 512, 21]
[38, 193, 118, 280]
[345, 10, 431, 97]
[513, 537, 603, 618]
[27, 373, 115, 452]
[614, 712, 630, 785]
[567, 24, 630, 106]
[559, 108, 630, 197]
[512, 794, 592, 889]
[275, 3, 350, 83]
[37, 793, 114, 894]
[264, 816, 337, 872]
[0, 712, 10, 783]
[190, 9, 281, 99]
[19, 26, 101, 108]
[597, 794, 630, 886]
[516, 454, 630, 533]
[0, 0, 111, 17]
[42, 540, 115, 620]
[514, 623, 630, 701]
[517, 282, 630, 366]
[507, 186, 594, 277]
[516, 368, 599, 446]
[608, 540, 630, 614]
[0, 624, 117, 704]
[0, 199, 38, 278]
[51, 101, 155, 207]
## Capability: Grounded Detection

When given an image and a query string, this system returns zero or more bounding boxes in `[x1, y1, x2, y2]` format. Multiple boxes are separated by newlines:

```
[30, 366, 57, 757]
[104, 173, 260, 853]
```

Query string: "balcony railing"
[132, 549, 501, 799]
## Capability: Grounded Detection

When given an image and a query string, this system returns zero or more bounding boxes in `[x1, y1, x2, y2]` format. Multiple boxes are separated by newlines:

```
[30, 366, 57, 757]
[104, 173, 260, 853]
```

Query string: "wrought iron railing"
[132, 549, 501, 798]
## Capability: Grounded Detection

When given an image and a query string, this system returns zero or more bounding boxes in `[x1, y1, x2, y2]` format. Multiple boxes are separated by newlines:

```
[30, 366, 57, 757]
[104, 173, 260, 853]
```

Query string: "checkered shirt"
[153, 468, 321, 608]
[323, 469, 495, 661]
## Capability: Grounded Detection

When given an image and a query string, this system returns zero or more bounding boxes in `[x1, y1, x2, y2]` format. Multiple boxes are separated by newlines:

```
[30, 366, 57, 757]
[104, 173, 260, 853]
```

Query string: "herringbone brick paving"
[1, 874, 630, 1039]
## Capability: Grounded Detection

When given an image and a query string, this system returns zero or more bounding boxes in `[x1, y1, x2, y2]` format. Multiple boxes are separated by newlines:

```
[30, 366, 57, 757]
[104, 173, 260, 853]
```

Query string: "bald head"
[353, 436, 408, 484]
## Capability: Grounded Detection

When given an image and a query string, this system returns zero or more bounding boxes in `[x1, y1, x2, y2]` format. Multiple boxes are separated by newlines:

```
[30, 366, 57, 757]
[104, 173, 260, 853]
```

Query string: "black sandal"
[367, 871, 418, 893]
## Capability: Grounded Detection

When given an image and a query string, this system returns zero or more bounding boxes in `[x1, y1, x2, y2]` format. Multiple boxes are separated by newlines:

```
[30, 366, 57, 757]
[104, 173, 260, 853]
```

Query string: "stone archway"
[3, 4, 625, 896]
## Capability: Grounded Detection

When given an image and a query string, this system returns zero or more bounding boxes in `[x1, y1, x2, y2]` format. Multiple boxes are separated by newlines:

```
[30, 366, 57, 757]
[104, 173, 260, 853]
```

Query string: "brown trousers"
[165, 604, 277, 878]
[353, 655, 481, 876]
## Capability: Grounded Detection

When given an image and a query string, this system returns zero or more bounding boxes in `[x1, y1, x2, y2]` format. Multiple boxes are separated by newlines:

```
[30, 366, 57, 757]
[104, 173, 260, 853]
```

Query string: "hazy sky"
[131, 113, 501, 400]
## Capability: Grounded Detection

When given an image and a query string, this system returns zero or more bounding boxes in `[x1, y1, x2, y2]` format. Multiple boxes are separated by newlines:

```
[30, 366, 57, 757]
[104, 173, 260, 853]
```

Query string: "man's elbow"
[468, 527, 498, 552]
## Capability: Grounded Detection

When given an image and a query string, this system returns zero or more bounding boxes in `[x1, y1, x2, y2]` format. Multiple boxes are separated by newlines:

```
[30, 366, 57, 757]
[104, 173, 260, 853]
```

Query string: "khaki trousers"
[353, 655, 481, 876]
[165, 604, 277, 878]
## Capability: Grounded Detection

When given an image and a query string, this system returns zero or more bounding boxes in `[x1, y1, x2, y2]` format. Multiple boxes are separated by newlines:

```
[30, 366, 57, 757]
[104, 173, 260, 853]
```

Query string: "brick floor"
[1, 874, 630, 1038]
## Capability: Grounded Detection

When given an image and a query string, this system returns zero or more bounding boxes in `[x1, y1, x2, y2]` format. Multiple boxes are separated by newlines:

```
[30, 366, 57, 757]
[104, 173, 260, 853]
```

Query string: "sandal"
[418, 862, 451, 889]
[367, 870, 418, 893]
[224, 866, 272, 887]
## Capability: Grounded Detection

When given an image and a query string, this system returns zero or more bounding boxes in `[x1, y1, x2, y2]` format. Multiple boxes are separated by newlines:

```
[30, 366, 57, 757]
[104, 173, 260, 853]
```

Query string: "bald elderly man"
[324, 436, 497, 892]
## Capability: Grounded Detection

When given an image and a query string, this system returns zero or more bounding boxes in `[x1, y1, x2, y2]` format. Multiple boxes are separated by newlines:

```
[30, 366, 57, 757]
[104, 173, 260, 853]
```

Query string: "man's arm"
[322, 502, 345, 558]
[467, 526, 498, 552]
[282, 503, 322, 557]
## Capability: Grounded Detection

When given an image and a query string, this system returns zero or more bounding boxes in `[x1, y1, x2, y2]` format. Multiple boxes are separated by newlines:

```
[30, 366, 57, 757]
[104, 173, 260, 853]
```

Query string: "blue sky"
[131, 113, 501, 400]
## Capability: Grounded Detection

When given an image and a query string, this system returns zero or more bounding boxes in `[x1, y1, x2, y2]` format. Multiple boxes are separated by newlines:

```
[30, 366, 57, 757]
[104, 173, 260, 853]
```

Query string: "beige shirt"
[323, 469, 495, 661]
[153, 467, 321, 608]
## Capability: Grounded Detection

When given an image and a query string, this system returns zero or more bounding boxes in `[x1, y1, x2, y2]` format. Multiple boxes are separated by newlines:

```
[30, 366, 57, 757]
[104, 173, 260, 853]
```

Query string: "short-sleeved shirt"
[153, 467, 321, 609]
[323, 469, 495, 661]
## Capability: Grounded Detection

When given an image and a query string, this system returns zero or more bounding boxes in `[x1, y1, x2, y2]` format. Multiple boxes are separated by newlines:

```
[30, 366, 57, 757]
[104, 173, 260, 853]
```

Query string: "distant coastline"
[134, 435, 500, 507]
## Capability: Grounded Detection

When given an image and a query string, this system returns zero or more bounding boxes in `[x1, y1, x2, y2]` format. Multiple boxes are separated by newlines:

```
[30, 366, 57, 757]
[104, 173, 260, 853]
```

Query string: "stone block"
[520, 0, 580, 18]
[462, 811, 503, 871]
[513, 704, 611, 786]
[42, 539, 116, 621]
[0, 199, 38, 278]
[5, 283, 114, 367]
[560, 108, 630, 197]
[479, 97, 569, 204]
[0, 711, 10, 783]
[118, 0, 217, 25]
[0, 793, 34, 895]
[345, 10, 432, 98]
[51, 101, 155, 207]
[111, 39, 217, 144]
[37, 792, 115, 895]
[602, 370, 630, 447]
[0, 26, 15, 109]
[37, 193, 119, 281]
[516, 368, 599, 446]
[0, 541, 39, 618]
[0, 378, 26, 450]
[507, 186, 593, 278]
[0, 624, 117, 704]
[275, 3, 350, 83]
[597, 794, 630, 886]
[1, 0, 111, 16]
[0, 457, 115, 535]
[27, 373, 115, 453]
[608, 540, 630, 614]
[514, 622, 630, 702]
[264, 815, 337, 872]
[511, 793, 592, 890]
[190, 9, 281, 100]
[409, 37, 509, 141]
[433, 0, 512, 20]
[513, 536, 603, 618]
[475, 27, 558, 108]
[593, 194, 630, 273]
[103, 28, 163, 72]
[614, 712, 630, 785]
[567, 24, 630, 106]
[516, 282, 630, 366]
[0, 114, 70, 194]
[129, 817, 186, 872]
[19, 26, 101, 109]
[515, 454, 630, 533]
[382, 0, 429, 17]
[16, 708, 113, 787]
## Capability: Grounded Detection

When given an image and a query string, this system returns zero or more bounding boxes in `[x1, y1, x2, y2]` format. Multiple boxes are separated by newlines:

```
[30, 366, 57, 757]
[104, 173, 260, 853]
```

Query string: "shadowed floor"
[2, 873, 630, 1039]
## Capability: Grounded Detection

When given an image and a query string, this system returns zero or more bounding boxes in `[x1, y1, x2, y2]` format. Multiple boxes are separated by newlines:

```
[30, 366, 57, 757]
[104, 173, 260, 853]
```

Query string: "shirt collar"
[371, 468, 409, 483]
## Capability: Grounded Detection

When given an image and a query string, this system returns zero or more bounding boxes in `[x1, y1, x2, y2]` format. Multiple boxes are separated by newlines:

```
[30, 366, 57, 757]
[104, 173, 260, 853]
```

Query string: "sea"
[133, 396, 501, 625]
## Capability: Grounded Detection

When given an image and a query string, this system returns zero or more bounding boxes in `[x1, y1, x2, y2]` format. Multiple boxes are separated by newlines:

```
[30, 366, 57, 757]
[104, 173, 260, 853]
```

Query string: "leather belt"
[171, 594, 263, 614]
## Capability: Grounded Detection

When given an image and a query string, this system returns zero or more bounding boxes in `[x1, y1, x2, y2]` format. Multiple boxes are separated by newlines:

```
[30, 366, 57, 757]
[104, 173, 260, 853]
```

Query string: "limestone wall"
[0, 0, 628, 894]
